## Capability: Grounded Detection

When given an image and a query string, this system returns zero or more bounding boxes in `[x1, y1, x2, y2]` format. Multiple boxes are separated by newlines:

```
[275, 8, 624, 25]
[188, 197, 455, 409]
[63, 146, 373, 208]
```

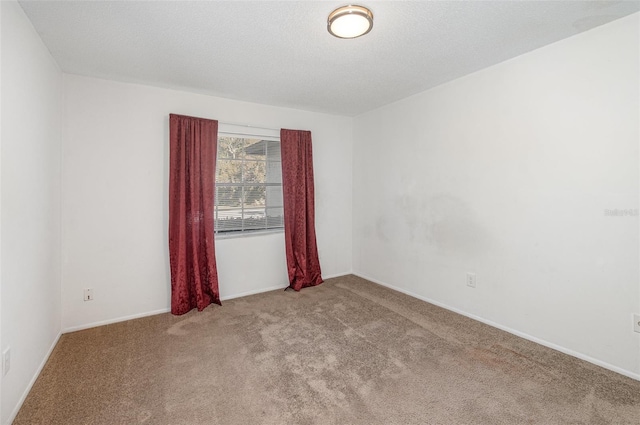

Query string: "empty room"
[1, 1, 640, 424]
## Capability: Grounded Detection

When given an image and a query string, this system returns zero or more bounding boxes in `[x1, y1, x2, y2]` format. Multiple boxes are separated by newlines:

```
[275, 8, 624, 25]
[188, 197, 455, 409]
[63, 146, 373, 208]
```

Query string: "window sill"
[214, 228, 284, 240]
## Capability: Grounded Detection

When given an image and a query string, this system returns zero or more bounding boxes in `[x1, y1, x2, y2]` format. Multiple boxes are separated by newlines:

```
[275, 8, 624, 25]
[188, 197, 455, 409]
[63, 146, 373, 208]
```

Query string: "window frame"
[214, 129, 284, 239]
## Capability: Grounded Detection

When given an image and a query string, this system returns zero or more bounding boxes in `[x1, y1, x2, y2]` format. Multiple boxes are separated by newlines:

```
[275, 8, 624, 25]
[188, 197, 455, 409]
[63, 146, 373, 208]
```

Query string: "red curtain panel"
[169, 114, 221, 314]
[280, 129, 323, 291]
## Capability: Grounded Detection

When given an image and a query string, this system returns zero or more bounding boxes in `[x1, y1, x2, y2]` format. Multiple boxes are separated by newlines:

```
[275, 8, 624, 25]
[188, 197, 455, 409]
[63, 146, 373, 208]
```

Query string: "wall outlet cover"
[634, 314, 640, 333]
[466, 272, 476, 288]
[84, 288, 94, 301]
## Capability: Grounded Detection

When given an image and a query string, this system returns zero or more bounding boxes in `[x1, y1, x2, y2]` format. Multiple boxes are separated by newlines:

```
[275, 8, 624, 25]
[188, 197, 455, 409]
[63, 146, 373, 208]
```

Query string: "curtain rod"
[219, 121, 280, 132]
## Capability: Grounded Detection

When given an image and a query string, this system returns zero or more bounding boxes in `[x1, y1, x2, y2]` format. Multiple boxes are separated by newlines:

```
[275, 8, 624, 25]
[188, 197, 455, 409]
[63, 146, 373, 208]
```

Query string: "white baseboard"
[322, 271, 352, 280]
[220, 284, 288, 301]
[62, 308, 171, 334]
[220, 272, 351, 300]
[352, 271, 640, 382]
[62, 273, 352, 334]
[6, 331, 62, 425]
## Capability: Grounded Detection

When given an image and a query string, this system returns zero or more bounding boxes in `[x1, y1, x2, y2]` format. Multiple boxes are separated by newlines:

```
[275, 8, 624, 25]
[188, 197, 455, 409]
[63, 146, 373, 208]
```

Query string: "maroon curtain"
[280, 129, 323, 291]
[169, 114, 221, 315]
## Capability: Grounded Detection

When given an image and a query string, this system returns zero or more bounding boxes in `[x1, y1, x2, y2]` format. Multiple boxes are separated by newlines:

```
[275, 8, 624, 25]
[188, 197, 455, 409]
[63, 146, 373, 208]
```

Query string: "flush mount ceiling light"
[327, 5, 373, 39]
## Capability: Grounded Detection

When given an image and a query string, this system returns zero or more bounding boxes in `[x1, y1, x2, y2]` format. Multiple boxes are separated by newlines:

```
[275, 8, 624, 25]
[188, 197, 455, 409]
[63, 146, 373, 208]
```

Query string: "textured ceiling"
[18, 1, 640, 116]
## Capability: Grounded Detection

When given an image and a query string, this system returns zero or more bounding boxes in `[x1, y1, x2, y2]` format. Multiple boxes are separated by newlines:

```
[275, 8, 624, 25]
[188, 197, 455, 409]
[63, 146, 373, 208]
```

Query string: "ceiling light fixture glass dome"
[327, 5, 373, 39]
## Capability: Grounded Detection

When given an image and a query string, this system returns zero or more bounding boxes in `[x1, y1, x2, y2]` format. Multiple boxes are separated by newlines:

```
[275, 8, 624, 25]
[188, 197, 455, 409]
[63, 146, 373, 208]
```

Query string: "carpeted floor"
[14, 275, 640, 424]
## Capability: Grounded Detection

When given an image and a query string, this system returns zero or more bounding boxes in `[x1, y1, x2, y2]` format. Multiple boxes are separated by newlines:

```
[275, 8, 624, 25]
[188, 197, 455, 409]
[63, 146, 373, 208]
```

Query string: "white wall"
[62, 75, 352, 331]
[0, 4, 4, 422]
[353, 14, 640, 378]
[0, 3, 4, 421]
[0, 1, 63, 423]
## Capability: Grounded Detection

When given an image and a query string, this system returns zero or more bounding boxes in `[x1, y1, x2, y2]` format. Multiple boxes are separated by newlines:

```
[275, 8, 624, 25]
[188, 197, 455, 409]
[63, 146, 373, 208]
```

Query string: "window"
[215, 134, 284, 235]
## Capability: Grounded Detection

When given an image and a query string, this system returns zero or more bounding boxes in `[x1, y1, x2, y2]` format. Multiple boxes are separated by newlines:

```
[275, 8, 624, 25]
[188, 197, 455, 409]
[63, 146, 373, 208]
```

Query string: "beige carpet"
[14, 275, 640, 424]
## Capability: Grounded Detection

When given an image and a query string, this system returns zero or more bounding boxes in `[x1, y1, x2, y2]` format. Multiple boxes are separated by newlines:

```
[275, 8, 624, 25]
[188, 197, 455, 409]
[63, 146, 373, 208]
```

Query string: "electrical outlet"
[634, 314, 640, 333]
[466, 272, 476, 288]
[2, 348, 10, 376]
[84, 288, 94, 301]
